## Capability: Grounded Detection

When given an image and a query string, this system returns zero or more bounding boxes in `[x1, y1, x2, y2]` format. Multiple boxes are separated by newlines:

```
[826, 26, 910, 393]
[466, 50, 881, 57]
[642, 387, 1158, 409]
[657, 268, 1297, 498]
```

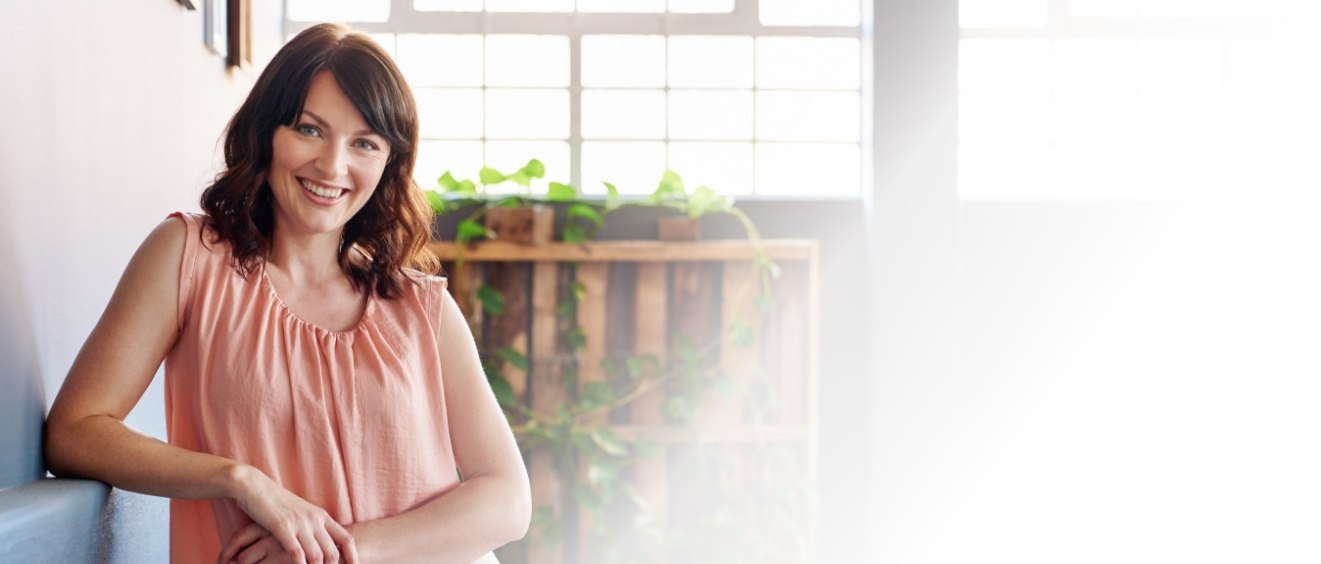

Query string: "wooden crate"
[430, 240, 820, 564]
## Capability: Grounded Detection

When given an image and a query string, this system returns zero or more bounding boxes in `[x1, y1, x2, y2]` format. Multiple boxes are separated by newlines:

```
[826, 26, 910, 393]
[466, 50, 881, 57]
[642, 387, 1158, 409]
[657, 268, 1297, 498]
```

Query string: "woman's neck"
[266, 225, 346, 286]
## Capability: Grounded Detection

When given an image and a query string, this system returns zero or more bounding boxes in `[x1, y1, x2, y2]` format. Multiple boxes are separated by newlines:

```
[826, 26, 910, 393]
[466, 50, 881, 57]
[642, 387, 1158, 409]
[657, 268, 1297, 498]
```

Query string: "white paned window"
[582, 90, 667, 139]
[959, 0, 1321, 200]
[288, 2, 865, 197]
[288, 0, 389, 22]
[581, 36, 666, 88]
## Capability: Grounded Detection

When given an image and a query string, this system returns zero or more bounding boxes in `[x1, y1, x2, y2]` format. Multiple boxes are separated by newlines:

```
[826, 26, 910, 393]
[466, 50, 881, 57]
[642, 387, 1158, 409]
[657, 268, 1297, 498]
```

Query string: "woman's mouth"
[299, 178, 346, 200]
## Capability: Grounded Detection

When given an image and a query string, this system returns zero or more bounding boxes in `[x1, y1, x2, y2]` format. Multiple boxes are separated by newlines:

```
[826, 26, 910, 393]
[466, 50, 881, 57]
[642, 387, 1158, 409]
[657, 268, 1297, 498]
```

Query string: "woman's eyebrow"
[300, 109, 381, 138]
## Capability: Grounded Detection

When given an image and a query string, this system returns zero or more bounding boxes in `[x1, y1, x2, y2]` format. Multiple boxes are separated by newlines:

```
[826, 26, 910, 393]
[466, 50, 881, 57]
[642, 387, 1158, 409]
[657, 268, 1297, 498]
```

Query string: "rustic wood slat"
[631, 262, 669, 528]
[430, 240, 814, 262]
[484, 261, 530, 407]
[528, 261, 565, 564]
[574, 262, 609, 556]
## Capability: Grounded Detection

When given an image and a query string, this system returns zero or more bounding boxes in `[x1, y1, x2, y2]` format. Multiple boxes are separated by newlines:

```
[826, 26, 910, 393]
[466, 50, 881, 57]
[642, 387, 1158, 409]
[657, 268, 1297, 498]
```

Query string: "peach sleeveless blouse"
[164, 213, 465, 562]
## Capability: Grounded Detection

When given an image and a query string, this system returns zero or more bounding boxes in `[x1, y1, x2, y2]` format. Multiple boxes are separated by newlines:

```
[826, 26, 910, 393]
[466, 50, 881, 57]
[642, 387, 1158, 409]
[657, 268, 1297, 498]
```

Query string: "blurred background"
[2, 0, 1320, 562]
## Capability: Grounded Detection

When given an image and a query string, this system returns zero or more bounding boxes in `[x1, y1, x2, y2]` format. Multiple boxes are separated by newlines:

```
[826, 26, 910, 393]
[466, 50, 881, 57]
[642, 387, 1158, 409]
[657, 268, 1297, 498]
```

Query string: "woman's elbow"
[503, 477, 533, 542]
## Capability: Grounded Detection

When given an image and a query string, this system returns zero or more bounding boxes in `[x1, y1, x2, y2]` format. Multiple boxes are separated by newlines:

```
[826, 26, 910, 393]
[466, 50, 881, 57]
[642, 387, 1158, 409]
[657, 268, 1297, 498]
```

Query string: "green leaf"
[564, 326, 587, 351]
[495, 346, 529, 371]
[589, 428, 629, 457]
[547, 181, 578, 202]
[555, 298, 576, 318]
[602, 182, 621, 211]
[729, 319, 754, 347]
[476, 285, 506, 316]
[653, 169, 686, 202]
[570, 281, 586, 302]
[567, 203, 604, 227]
[487, 372, 517, 407]
[439, 172, 478, 196]
[494, 195, 523, 208]
[456, 219, 489, 244]
[662, 396, 695, 424]
[424, 190, 448, 214]
[686, 185, 733, 218]
[562, 223, 587, 243]
[581, 381, 614, 412]
[479, 167, 506, 185]
[573, 484, 603, 511]
[523, 159, 546, 179]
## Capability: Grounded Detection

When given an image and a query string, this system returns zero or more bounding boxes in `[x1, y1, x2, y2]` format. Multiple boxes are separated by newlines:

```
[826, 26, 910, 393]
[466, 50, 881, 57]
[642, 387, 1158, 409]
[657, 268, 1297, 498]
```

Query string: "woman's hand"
[227, 465, 358, 564]
[218, 523, 298, 564]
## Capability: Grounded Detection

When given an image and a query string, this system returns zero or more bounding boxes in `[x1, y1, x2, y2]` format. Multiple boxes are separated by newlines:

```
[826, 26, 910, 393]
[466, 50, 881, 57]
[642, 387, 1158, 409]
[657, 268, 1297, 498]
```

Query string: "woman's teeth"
[300, 179, 345, 199]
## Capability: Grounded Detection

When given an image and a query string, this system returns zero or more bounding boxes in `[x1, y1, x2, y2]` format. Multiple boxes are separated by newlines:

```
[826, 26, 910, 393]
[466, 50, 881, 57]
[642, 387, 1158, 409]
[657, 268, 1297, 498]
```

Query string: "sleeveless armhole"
[167, 212, 202, 334]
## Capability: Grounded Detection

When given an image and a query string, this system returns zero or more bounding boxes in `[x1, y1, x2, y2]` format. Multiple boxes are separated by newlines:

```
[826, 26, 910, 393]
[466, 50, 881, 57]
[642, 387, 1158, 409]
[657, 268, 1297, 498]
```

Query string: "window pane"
[1140, 143, 1227, 197]
[582, 35, 666, 88]
[668, 142, 754, 195]
[1055, 92, 1137, 141]
[397, 34, 483, 87]
[757, 91, 860, 142]
[582, 142, 667, 195]
[486, 35, 569, 87]
[668, 90, 754, 140]
[757, 37, 861, 90]
[1054, 39, 1137, 91]
[959, 39, 1052, 92]
[485, 0, 573, 12]
[1230, 0, 1321, 17]
[582, 90, 666, 139]
[416, 140, 485, 189]
[958, 92, 1052, 142]
[288, 0, 389, 22]
[1053, 143, 1139, 198]
[755, 143, 860, 196]
[1069, 0, 1138, 17]
[1140, 91, 1224, 143]
[959, 0, 1048, 28]
[484, 141, 571, 194]
[366, 33, 396, 58]
[760, 0, 860, 26]
[669, 36, 754, 88]
[1140, 0, 1226, 17]
[416, 88, 484, 139]
[414, 0, 482, 11]
[668, 0, 734, 13]
[1229, 39, 1321, 94]
[578, 0, 665, 13]
[486, 89, 570, 138]
[1138, 40, 1223, 92]
[958, 144, 1051, 200]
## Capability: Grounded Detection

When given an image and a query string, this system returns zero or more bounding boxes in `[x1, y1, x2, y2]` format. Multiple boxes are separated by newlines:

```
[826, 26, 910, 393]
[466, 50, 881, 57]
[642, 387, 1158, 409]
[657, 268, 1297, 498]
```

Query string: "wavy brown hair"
[201, 23, 439, 300]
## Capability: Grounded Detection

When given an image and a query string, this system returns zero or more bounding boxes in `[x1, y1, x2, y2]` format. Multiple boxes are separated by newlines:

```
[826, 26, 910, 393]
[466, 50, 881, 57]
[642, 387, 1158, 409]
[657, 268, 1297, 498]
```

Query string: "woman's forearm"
[349, 473, 531, 564]
[45, 413, 246, 501]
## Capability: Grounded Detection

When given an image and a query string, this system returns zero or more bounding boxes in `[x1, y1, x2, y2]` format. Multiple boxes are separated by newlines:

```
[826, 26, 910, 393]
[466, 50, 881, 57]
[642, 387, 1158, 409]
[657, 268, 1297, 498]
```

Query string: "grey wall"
[0, 1, 277, 560]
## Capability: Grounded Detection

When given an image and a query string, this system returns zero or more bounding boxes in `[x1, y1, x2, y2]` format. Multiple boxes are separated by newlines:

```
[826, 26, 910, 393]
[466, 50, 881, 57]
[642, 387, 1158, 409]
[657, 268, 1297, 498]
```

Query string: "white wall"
[0, 0, 266, 438]
[868, 2, 1321, 562]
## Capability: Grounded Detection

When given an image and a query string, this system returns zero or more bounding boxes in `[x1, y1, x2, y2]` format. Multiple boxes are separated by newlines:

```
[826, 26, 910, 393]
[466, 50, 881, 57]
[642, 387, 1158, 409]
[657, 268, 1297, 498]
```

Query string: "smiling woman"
[44, 22, 530, 564]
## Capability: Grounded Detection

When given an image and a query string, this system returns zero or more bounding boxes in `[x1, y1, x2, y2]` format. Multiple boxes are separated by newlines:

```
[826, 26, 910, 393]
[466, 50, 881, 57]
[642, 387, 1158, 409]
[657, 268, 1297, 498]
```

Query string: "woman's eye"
[354, 139, 380, 151]
[296, 124, 320, 137]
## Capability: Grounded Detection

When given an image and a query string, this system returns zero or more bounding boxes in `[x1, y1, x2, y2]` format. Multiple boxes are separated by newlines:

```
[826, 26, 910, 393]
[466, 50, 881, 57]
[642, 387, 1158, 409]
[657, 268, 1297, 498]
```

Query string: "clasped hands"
[217, 468, 360, 564]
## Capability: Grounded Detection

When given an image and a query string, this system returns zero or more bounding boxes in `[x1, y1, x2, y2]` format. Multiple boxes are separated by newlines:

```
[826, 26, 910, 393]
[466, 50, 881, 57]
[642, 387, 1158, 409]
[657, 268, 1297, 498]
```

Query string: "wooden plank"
[484, 261, 530, 410]
[631, 262, 668, 528]
[528, 261, 565, 564]
[574, 262, 609, 558]
[429, 240, 816, 263]
[711, 261, 761, 427]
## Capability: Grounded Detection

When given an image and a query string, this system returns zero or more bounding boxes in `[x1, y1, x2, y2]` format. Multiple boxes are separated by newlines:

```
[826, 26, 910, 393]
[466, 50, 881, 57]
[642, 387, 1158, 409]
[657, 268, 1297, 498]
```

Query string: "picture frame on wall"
[201, 0, 250, 67]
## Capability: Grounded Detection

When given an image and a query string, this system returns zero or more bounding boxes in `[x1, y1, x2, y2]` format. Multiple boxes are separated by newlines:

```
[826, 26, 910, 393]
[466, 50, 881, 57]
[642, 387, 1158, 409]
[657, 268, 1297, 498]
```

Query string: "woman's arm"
[45, 218, 356, 564]
[344, 288, 532, 563]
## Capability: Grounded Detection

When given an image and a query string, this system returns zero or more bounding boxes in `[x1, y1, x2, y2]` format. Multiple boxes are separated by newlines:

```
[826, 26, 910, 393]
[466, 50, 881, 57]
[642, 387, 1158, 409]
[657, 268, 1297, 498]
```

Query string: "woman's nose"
[315, 140, 350, 177]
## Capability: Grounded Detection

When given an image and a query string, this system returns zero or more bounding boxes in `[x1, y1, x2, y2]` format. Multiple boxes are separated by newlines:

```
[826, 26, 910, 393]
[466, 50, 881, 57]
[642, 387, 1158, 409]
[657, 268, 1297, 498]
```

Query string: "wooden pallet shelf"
[435, 239, 820, 564]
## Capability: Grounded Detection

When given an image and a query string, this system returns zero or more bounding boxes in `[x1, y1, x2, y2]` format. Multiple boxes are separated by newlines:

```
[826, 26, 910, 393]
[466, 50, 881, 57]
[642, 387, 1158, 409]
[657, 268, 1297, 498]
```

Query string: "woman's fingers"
[219, 523, 268, 563]
[326, 521, 358, 564]
[313, 525, 341, 563]
[234, 536, 274, 564]
[296, 529, 325, 564]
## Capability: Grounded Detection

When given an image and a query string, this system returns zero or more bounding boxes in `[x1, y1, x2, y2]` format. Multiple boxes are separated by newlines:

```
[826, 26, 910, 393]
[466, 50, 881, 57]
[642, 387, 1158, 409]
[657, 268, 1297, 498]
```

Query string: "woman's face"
[267, 70, 391, 239]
